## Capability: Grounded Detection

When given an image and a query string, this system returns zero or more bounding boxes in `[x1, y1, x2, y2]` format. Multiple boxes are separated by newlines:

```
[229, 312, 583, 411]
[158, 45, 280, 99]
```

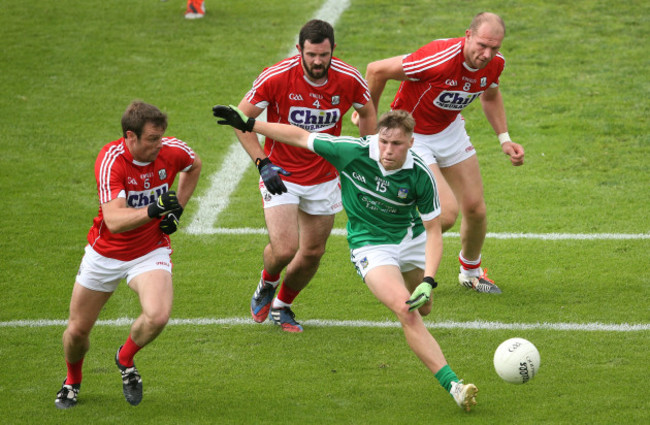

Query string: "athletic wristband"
[422, 276, 438, 289]
[497, 132, 511, 145]
[255, 157, 271, 172]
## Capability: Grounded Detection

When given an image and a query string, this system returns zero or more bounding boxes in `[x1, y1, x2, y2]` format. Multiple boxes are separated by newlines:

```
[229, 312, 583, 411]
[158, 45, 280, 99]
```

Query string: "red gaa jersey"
[245, 55, 371, 185]
[392, 37, 505, 134]
[87, 137, 196, 261]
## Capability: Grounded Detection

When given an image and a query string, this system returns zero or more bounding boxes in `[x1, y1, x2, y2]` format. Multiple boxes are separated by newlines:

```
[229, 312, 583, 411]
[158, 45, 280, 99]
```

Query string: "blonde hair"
[469, 12, 506, 36]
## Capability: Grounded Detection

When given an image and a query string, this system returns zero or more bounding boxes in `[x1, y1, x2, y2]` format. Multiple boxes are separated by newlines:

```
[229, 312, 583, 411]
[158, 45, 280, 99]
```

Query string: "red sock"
[276, 282, 301, 305]
[65, 358, 84, 386]
[459, 252, 481, 272]
[118, 335, 142, 368]
[262, 269, 281, 283]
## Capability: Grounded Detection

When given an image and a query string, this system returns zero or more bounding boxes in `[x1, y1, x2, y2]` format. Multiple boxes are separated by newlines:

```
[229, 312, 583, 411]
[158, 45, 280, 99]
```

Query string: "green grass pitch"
[0, 0, 648, 424]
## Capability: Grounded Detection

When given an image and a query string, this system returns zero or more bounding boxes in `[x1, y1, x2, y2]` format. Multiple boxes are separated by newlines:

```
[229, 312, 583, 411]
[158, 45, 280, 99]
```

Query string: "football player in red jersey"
[231, 19, 376, 332]
[55, 101, 202, 409]
[357, 12, 524, 294]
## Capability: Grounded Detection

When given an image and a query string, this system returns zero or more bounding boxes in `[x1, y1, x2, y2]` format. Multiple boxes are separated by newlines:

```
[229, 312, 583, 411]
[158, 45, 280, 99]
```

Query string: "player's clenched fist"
[159, 207, 183, 235]
[147, 190, 180, 218]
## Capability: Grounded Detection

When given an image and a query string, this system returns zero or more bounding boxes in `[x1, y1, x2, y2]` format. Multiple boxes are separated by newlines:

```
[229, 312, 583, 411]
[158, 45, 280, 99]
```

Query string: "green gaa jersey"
[307, 133, 441, 249]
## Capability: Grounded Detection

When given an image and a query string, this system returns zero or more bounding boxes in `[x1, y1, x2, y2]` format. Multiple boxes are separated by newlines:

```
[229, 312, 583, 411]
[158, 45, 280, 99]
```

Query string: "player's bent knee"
[462, 200, 486, 220]
[272, 247, 299, 265]
[300, 249, 326, 265]
[440, 208, 459, 231]
[144, 311, 171, 331]
[64, 324, 93, 343]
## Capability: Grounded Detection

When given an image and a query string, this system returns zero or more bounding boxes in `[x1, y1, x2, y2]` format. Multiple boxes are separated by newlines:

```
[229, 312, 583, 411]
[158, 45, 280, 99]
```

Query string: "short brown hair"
[121, 101, 168, 138]
[377, 110, 415, 135]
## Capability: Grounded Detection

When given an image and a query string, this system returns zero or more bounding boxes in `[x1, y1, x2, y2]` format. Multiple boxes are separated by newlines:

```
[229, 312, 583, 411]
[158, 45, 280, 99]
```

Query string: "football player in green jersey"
[214, 105, 479, 411]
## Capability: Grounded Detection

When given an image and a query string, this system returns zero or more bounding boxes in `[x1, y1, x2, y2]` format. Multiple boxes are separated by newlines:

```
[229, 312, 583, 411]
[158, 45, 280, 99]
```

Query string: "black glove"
[147, 190, 180, 218]
[159, 207, 183, 235]
[256, 158, 291, 195]
[212, 105, 255, 132]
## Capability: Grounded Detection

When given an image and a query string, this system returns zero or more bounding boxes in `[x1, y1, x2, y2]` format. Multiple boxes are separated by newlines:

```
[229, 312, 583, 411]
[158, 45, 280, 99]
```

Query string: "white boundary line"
[1, 317, 647, 332]
[187, 227, 650, 240]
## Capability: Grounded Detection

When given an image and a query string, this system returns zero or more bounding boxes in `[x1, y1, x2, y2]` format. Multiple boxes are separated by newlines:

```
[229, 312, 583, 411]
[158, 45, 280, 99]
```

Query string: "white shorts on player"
[76, 245, 173, 293]
[411, 115, 476, 168]
[349, 229, 426, 280]
[259, 177, 343, 215]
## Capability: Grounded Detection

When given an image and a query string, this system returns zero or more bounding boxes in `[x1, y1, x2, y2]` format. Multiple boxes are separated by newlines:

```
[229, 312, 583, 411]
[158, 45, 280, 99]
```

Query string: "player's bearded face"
[300, 39, 333, 81]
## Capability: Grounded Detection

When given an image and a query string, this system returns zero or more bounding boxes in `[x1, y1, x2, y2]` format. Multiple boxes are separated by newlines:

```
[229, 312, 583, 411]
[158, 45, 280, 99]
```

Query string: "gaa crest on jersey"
[331, 95, 340, 105]
[158, 169, 167, 180]
[288, 106, 340, 131]
[398, 188, 409, 199]
[480, 77, 487, 87]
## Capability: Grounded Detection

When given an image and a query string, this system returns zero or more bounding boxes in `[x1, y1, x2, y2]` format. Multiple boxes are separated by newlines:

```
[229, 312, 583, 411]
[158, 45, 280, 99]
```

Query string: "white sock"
[272, 298, 291, 309]
[459, 252, 482, 277]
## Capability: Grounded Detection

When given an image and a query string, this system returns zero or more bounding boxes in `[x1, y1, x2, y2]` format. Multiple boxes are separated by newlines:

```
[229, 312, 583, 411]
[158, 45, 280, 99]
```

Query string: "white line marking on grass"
[187, 0, 351, 235]
[185, 143, 250, 235]
[184, 227, 650, 240]
[483, 232, 650, 240]
[2, 317, 647, 332]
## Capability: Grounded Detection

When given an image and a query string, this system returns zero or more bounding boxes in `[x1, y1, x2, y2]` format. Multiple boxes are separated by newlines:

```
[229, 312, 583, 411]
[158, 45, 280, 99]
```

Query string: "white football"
[493, 337, 540, 384]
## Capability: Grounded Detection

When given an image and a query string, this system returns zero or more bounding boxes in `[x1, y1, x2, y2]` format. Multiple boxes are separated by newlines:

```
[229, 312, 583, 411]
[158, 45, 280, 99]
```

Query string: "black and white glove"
[147, 191, 180, 218]
[159, 207, 183, 235]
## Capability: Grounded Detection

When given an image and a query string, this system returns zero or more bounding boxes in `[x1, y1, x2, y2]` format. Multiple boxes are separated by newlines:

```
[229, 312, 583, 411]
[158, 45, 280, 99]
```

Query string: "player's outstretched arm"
[233, 100, 266, 162]
[213, 105, 310, 149]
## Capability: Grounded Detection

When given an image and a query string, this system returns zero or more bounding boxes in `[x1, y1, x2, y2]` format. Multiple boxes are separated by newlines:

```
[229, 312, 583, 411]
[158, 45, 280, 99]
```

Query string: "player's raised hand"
[405, 277, 437, 311]
[159, 207, 183, 235]
[212, 105, 255, 133]
[256, 158, 291, 195]
[147, 190, 180, 218]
